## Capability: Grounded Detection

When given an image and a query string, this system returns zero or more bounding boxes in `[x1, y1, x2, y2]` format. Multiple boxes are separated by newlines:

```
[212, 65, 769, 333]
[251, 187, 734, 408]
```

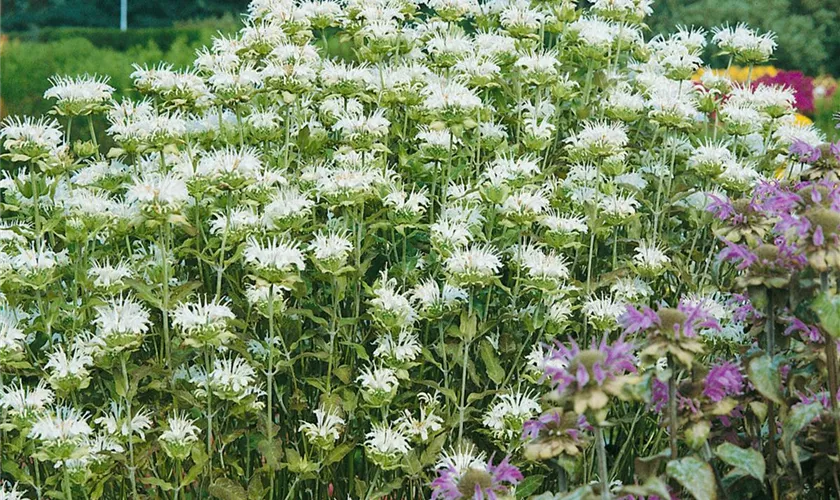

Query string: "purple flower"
[790, 139, 821, 163]
[431, 455, 523, 500]
[718, 240, 758, 270]
[619, 304, 658, 334]
[784, 317, 823, 343]
[544, 337, 637, 395]
[831, 141, 840, 162]
[620, 301, 719, 338]
[703, 362, 745, 402]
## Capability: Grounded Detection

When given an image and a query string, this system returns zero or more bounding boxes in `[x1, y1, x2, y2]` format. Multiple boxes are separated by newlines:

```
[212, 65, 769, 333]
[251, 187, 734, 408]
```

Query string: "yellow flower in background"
[693, 65, 778, 84]
[795, 113, 813, 125]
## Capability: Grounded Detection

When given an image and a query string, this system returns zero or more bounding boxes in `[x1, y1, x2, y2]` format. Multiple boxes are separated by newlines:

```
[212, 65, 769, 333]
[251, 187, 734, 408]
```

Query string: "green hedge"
[8, 26, 223, 53]
[0, 35, 206, 118]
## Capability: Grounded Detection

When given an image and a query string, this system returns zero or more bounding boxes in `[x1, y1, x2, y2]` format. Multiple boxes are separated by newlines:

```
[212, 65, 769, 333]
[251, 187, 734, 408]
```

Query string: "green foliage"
[0, 32, 214, 118]
[649, 0, 840, 75]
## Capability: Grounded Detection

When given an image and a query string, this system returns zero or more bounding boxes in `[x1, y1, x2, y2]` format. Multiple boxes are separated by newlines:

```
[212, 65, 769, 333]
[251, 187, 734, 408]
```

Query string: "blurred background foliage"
[1, 0, 839, 133]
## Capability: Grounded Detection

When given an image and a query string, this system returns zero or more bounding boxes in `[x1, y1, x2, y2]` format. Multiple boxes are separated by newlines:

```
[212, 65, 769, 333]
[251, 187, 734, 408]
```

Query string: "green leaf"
[715, 442, 765, 482]
[479, 340, 505, 385]
[747, 355, 782, 404]
[324, 442, 355, 466]
[782, 402, 822, 453]
[257, 439, 284, 470]
[516, 474, 545, 498]
[813, 292, 840, 339]
[208, 478, 247, 500]
[140, 477, 175, 492]
[666, 456, 718, 500]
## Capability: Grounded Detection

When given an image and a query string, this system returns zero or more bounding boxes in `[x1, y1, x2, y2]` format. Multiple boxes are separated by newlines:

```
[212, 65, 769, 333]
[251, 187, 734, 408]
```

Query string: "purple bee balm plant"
[790, 139, 821, 164]
[783, 316, 824, 343]
[543, 336, 637, 414]
[430, 455, 523, 500]
[703, 361, 745, 402]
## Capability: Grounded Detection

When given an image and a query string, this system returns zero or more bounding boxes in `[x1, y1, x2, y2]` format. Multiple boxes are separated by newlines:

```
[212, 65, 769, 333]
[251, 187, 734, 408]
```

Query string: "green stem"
[121, 355, 140, 500]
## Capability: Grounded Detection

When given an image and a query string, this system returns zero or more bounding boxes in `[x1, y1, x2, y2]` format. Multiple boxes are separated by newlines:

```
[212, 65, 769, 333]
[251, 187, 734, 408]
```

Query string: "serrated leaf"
[715, 442, 765, 482]
[479, 340, 505, 385]
[208, 478, 247, 500]
[515, 474, 545, 498]
[747, 355, 782, 404]
[666, 456, 717, 500]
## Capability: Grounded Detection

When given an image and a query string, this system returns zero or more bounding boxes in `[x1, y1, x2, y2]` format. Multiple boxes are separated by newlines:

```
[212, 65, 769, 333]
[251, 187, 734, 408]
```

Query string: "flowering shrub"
[2, 0, 840, 499]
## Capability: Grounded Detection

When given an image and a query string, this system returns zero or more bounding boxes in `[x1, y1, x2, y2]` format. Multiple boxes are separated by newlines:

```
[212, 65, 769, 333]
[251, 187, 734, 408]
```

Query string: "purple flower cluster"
[619, 300, 720, 338]
[430, 455, 523, 500]
[703, 361, 745, 402]
[544, 337, 637, 394]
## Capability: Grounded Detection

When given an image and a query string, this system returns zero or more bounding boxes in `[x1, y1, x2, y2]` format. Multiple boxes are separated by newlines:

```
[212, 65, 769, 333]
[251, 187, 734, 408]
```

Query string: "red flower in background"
[755, 70, 816, 114]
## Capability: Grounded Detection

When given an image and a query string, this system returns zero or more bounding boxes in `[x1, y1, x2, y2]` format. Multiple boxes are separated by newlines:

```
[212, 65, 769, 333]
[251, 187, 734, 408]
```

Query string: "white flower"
[126, 172, 190, 214]
[422, 80, 482, 115]
[0, 116, 64, 157]
[191, 357, 264, 404]
[45, 346, 93, 390]
[437, 443, 487, 473]
[383, 188, 430, 219]
[308, 230, 353, 269]
[712, 23, 776, 63]
[482, 389, 542, 440]
[88, 260, 133, 290]
[44, 74, 114, 106]
[410, 279, 467, 316]
[29, 406, 93, 444]
[598, 193, 639, 221]
[95, 402, 153, 440]
[357, 364, 399, 394]
[365, 423, 411, 465]
[160, 412, 201, 460]
[396, 406, 443, 442]
[263, 187, 315, 227]
[445, 244, 502, 286]
[210, 206, 261, 237]
[566, 120, 628, 158]
[172, 298, 236, 346]
[0, 380, 54, 420]
[244, 235, 306, 274]
[0, 481, 28, 500]
[431, 218, 473, 249]
[93, 295, 151, 352]
[582, 295, 625, 329]
[500, 188, 550, 221]
[369, 275, 417, 330]
[373, 330, 422, 363]
[299, 407, 346, 448]
[633, 241, 670, 274]
[196, 146, 263, 184]
[0, 307, 26, 359]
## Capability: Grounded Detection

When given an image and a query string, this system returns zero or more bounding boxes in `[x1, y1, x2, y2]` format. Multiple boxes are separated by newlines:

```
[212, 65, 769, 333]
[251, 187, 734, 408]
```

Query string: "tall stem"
[820, 273, 840, 461]
[204, 348, 214, 485]
[161, 222, 172, 368]
[765, 290, 778, 499]
[668, 353, 679, 460]
[595, 426, 610, 500]
[267, 284, 276, 500]
[121, 355, 140, 500]
[215, 194, 231, 300]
